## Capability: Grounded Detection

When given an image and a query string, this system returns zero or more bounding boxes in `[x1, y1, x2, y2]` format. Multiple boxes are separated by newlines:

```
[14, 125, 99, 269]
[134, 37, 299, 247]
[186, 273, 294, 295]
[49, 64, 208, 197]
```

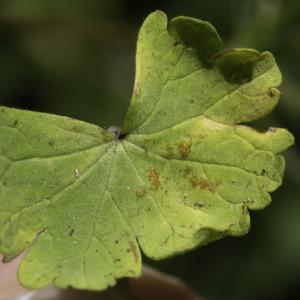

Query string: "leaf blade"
[0, 10, 294, 292]
[0, 107, 142, 290]
[124, 12, 283, 134]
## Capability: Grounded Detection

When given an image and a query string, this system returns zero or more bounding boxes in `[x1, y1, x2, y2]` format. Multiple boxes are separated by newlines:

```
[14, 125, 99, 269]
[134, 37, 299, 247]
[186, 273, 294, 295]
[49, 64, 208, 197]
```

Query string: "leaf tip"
[168, 16, 222, 62]
[143, 10, 168, 29]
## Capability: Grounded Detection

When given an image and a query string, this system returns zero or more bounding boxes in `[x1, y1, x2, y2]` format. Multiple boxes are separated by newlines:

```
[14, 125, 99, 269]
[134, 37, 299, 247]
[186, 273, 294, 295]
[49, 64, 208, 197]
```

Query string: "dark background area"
[0, 0, 299, 299]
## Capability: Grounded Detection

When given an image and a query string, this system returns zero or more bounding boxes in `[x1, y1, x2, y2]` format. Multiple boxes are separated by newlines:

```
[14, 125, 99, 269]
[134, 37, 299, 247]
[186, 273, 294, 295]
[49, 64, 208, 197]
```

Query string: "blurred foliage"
[0, 0, 299, 299]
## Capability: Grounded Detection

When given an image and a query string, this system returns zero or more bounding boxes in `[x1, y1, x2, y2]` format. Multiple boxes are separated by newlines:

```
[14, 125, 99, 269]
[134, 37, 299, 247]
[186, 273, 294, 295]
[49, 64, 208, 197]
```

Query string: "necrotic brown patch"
[177, 139, 192, 158]
[148, 168, 160, 190]
[189, 175, 216, 192]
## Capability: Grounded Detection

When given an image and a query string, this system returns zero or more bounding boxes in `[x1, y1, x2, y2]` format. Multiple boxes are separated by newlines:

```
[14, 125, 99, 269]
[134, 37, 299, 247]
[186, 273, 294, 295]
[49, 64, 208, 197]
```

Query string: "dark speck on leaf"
[69, 228, 75, 236]
[136, 186, 147, 198]
[194, 201, 204, 208]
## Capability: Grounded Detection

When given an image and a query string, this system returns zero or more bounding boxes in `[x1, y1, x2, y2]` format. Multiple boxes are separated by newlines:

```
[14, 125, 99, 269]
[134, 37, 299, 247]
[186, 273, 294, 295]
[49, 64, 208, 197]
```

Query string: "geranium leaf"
[0, 11, 294, 291]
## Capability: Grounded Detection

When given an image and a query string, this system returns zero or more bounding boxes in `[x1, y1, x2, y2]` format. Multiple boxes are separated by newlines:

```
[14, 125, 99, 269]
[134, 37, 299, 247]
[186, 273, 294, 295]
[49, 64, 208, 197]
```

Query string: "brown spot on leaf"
[148, 168, 160, 190]
[178, 139, 192, 158]
[127, 241, 139, 264]
[189, 175, 216, 192]
[184, 166, 194, 177]
[136, 186, 147, 198]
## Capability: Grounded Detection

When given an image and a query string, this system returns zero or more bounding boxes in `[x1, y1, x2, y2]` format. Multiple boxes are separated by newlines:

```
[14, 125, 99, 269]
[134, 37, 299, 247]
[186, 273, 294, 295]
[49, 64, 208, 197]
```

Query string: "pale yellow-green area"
[0, 11, 294, 291]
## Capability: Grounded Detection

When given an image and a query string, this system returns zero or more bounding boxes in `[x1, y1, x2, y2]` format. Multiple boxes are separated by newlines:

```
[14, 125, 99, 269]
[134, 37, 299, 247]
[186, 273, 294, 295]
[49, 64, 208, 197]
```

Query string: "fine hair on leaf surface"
[0, 10, 294, 292]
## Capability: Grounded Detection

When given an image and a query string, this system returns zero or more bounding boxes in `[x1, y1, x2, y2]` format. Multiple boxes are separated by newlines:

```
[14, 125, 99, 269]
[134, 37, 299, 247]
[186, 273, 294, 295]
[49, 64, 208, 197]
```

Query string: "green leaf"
[0, 11, 294, 291]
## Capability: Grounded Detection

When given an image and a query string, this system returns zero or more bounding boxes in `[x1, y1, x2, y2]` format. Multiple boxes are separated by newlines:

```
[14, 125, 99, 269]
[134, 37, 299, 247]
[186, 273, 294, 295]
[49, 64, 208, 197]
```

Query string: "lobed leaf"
[0, 11, 294, 291]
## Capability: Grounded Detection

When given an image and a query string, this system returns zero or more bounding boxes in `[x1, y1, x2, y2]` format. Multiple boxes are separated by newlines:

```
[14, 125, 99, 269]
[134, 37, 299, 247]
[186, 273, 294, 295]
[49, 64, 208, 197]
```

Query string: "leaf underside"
[0, 11, 294, 291]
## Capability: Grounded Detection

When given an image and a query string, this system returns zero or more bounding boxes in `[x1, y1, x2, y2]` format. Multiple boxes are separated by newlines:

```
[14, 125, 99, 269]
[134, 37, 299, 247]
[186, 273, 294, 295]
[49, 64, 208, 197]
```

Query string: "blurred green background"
[0, 0, 299, 299]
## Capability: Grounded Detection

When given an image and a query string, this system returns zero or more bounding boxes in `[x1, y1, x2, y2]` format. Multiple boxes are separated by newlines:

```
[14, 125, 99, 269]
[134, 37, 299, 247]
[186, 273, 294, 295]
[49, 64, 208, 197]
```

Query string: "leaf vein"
[125, 140, 280, 184]
[1, 144, 112, 231]
[202, 65, 277, 116]
[133, 46, 187, 133]
[122, 142, 178, 248]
